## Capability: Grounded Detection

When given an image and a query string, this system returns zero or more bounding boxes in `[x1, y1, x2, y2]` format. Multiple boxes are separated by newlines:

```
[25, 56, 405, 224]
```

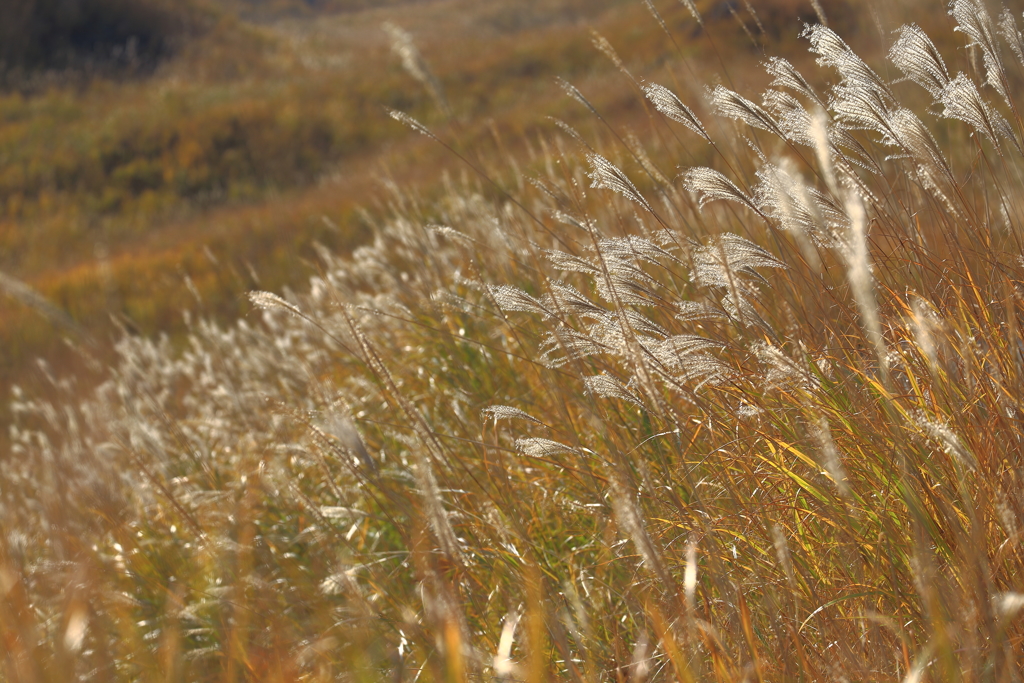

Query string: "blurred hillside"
[0, 0, 886, 420]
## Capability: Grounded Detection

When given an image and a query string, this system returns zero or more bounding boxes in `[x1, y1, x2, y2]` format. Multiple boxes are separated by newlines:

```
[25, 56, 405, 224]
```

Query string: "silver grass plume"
[682, 166, 758, 212]
[606, 281, 670, 312]
[550, 209, 595, 233]
[488, 285, 553, 317]
[540, 325, 609, 367]
[643, 0, 671, 37]
[549, 117, 592, 149]
[999, 8, 1024, 65]
[939, 73, 1017, 153]
[584, 374, 646, 409]
[596, 235, 680, 266]
[644, 335, 727, 373]
[949, 0, 1009, 105]
[690, 233, 786, 290]
[548, 281, 605, 319]
[710, 85, 785, 138]
[544, 249, 600, 275]
[753, 160, 826, 265]
[342, 309, 464, 563]
[587, 154, 654, 213]
[804, 24, 894, 137]
[912, 411, 978, 470]
[742, 0, 766, 37]
[481, 406, 543, 426]
[770, 525, 798, 592]
[388, 109, 436, 139]
[0, 270, 79, 332]
[592, 30, 631, 79]
[996, 594, 1024, 620]
[515, 437, 580, 458]
[684, 537, 699, 612]
[626, 132, 672, 186]
[642, 83, 711, 141]
[414, 439, 465, 563]
[763, 89, 815, 145]
[764, 56, 823, 106]
[608, 472, 672, 585]
[676, 300, 728, 323]
[690, 233, 784, 334]
[382, 22, 451, 118]
[617, 310, 668, 338]
[809, 110, 839, 196]
[428, 224, 474, 244]
[673, 352, 733, 390]
[493, 610, 522, 679]
[843, 194, 887, 374]
[829, 82, 893, 137]
[910, 295, 943, 369]
[886, 107, 955, 185]
[588, 309, 667, 343]
[803, 24, 892, 100]
[678, 0, 703, 27]
[557, 77, 599, 115]
[889, 24, 950, 97]
[810, 416, 852, 499]
[592, 259, 660, 307]
[321, 414, 376, 472]
[723, 292, 776, 337]
[249, 290, 304, 318]
[810, 0, 828, 26]
[752, 341, 820, 392]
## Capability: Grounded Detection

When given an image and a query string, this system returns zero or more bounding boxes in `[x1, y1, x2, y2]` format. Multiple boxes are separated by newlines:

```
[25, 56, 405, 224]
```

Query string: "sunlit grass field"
[0, 0, 657, 409]
[6, 0, 1024, 680]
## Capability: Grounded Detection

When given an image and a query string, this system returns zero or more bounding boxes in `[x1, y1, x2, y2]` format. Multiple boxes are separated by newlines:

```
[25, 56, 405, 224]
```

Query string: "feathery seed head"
[591, 31, 628, 75]
[388, 109, 435, 139]
[710, 85, 784, 137]
[249, 291, 304, 317]
[763, 90, 814, 145]
[690, 233, 786, 290]
[383, 23, 430, 87]
[764, 56, 822, 105]
[678, 0, 703, 26]
[587, 154, 654, 213]
[481, 406, 543, 425]
[383, 22, 450, 115]
[584, 374, 646, 408]
[642, 83, 710, 141]
[913, 410, 978, 470]
[939, 73, 1013, 152]
[515, 437, 579, 458]
[808, 110, 840, 195]
[889, 24, 950, 97]
[488, 285, 552, 317]
[545, 249, 600, 275]
[557, 77, 598, 115]
[949, 0, 1008, 102]
[549, 282, 605, 319]
[682, 167, 757, 212]
[998, 8, 1024, 65]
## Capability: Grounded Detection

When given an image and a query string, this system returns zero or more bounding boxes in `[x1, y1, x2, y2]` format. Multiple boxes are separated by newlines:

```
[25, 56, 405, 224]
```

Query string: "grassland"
[7, 0, 1024, 680]
[0, 0, 702, 419]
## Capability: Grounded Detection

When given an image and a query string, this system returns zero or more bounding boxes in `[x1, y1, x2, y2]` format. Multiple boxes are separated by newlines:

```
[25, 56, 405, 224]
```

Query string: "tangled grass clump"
[5, 1, 1024, 680]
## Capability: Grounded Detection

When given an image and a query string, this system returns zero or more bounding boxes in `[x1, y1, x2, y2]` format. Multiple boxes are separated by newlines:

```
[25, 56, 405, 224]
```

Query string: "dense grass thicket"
[6, 0, 1024, 679]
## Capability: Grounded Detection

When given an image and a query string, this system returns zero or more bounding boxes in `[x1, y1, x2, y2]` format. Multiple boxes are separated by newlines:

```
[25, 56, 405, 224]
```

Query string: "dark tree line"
[0, 0, 199, 73]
